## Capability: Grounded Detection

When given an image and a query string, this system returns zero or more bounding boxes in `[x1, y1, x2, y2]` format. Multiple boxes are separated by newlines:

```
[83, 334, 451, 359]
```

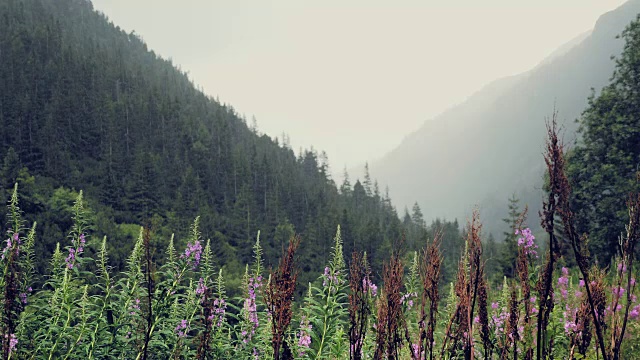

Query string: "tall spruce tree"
[500, 194, 520, 278]
[568, 14, 640, 262]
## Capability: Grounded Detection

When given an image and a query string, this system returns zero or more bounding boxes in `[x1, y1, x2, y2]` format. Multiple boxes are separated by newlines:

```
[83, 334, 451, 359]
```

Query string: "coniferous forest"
[2, 0, 640, 359]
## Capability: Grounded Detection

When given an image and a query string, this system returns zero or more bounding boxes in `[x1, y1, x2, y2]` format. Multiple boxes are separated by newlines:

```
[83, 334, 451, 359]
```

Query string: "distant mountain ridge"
[368, 0, 640, 236]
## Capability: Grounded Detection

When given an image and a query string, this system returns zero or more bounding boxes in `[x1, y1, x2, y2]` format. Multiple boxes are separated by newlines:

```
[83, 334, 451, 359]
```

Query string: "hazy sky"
[92, 0, 627, 174]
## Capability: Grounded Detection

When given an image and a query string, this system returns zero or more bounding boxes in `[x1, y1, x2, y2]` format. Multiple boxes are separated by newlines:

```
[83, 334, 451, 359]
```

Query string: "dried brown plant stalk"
[477, 276, 491, 360]
[265, 235, 301, 360]
[609, 194, 640, 360]
[441, 211, 484, 360]
[465, 210, 484, 360]
[507, 287, 519, 360]
[441, 257, 469, 358]
[543, 114, 610, 359]
[196, 287, 215, 359]
[568, 295, 593, 358]
[537, 114, 561, 360]
[349, 251, 371, 360]
[374, 240, 405, 360]
[142, 226, 155, 360]
[515, 209, 532, 360]
[418, 233, 442, 360]
[2, 239, 19, 360]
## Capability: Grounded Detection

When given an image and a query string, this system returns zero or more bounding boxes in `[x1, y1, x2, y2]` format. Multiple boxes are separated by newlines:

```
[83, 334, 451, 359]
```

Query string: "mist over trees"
[365, 0, 640, 239]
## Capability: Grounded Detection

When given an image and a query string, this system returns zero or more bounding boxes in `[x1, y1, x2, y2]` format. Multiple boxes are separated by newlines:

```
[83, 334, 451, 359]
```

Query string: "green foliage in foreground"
[0, 185, 638, 360]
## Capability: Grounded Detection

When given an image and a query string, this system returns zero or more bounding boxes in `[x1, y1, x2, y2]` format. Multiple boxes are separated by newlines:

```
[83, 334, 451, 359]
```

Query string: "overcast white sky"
[92, 0, 627, 173]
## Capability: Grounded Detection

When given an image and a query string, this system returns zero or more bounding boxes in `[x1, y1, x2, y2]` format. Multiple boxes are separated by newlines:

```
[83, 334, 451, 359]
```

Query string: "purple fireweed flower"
[557, 268, 570, 299]
[559, 277, 591, 336]
[491, 305, 510, 336]
[242, 275, 263, 342]
[369, 283, 378, 297]
[181, 240, 203, 269]
[322, 267, 339, 288]
[617, 262, 628, 273]
[558, 277, 569, 286]
[129, 298, 141, 316]
[612, 286, 625, 299]
[362, 277, 378, 297]
[196, 277, 207, 302]
[516, 228, 538, 257]
[19, 286, 32, 305]
[66, 248, 76, 269]
[5, 334, 17, 354]
[401, 292, 417, 309]
[175, 319, 188, 338]
[564, 319, 578, 334]
[210, 298, 227, 327]
[411, 343, 423, 359]
[297, 316, 312, 355]
[606, 304, 623, 315]
[64, 234, 85, 270]
[1, 233, 19, 260]
[73, 233, 86, 249]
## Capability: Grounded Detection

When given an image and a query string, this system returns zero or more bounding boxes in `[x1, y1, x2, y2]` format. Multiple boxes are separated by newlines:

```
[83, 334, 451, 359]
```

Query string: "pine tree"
[567, 14, 640, 261]
[340, 168, 352, 197]
[363, 162, 372, 196]
[499, 194, 520, 278]
[411, 202, 426, 230]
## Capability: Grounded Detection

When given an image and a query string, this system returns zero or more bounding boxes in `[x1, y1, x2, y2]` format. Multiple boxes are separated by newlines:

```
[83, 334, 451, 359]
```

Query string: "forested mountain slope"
[368, 0, 640, 237]
[0, 0, 406, 287]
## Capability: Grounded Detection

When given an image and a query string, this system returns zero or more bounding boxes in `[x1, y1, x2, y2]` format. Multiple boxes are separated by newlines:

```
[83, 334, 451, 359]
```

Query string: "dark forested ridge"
[567, 15, 640, 262]
[0, 0, 416, 287]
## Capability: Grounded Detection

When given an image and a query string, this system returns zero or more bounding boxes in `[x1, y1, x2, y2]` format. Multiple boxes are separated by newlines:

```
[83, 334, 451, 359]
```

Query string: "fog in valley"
[92, 0, 623, 170]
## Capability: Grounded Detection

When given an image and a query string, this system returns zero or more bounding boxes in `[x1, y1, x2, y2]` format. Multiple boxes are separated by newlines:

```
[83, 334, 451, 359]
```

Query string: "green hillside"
[0, 0, 407, 287]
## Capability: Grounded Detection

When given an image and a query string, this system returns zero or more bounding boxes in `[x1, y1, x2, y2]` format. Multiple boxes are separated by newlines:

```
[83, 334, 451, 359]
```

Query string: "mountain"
[367, 0, 640, 237]
[0, 0, 404, 287]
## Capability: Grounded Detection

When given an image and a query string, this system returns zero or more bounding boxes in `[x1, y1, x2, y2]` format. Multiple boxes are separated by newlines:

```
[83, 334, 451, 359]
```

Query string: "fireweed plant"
[1, 122, 640, 359]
